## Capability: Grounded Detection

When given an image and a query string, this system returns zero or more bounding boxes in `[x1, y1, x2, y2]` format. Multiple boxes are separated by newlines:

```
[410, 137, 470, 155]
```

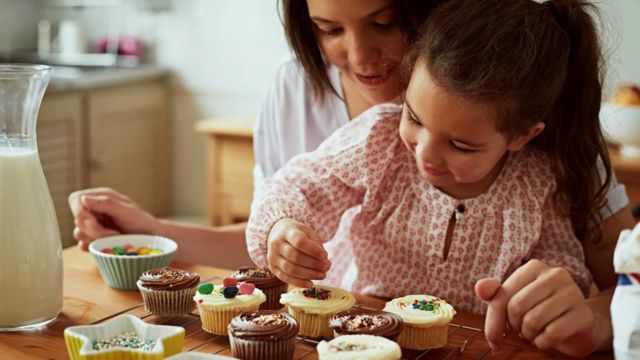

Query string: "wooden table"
[0, 247, 613, 359]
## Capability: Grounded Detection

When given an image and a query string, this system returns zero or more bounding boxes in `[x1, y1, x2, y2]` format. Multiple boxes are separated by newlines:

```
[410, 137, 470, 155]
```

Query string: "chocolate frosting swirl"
[139, 267, 200, 291]
[329, 308, 404, 339]
[232, 268, 286, 289]
[228, 311, 299, 341]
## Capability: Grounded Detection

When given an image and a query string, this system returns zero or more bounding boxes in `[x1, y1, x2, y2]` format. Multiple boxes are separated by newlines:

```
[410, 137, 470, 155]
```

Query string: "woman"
[68, 0, 444, 268]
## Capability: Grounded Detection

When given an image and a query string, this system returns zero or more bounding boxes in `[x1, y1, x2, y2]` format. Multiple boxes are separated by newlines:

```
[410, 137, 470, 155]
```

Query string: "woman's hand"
[475, 259, 603, 358]
[68, 187, 159, 251]
[266, 218, 331, 288]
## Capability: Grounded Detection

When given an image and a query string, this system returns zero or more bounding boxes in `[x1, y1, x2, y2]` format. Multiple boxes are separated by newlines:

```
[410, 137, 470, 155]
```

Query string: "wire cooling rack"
[89, 275, 493, 359]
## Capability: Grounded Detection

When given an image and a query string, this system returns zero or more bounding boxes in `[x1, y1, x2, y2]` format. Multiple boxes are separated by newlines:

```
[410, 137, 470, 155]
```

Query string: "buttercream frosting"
[279, 286, 355, 315]
[383, 295, 455, 327]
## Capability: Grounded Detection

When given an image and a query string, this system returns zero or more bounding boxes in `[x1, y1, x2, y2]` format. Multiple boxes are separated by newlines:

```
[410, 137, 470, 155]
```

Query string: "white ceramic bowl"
[601, 103, 640, 158]
[89, 234, 177, 290]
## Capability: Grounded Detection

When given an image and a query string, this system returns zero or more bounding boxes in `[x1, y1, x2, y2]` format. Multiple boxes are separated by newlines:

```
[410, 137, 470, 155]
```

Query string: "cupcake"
[316, 334, 401, 360]
[228, 310, 299, 360]
[329, 308, 404, 341]
[232, 268, 287, 310]
[280, 286, 355, 339]
[194, 278, 266, 335]
[136, 267, 200, 316]
[383, 295, 456, 350]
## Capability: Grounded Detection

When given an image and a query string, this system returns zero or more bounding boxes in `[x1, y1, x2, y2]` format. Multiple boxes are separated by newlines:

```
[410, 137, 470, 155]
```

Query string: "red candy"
[238, 282, 255, 295]
[223, 277, 238, 287]
[123, 243, 134, 251]
[101, 248, 114, 254]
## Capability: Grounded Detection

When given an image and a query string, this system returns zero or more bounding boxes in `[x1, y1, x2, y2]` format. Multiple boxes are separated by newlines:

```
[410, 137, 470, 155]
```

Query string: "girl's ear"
[507, 122, 545, 152]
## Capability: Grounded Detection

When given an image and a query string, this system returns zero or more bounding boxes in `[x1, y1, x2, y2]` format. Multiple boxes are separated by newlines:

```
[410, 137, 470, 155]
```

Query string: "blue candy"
[223, 286, 238, 299]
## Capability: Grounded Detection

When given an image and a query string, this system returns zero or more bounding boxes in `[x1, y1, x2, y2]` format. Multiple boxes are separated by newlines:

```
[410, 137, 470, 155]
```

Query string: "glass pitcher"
[0, 64, 63, 331]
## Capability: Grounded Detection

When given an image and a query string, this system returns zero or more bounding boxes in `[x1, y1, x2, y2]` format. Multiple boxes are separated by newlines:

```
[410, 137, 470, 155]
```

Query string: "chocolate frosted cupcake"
[233, 268, 287, 310]
[329, 308, 404, 341]
[228, 310, 299, 360]
[136, 267, 200, 316]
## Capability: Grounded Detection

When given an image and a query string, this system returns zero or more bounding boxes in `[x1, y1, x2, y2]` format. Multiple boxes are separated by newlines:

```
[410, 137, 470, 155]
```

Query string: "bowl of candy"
[601, 84, 640, 158]
[89, 235, 177, 290]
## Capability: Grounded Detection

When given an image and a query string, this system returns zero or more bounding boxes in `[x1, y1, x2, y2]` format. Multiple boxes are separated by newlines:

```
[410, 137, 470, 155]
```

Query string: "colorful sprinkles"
[237, 268, 271, 278]
[101, 244, 162, 256]
[91, 331, 156, 351]
[411, 298, 441, 312]
[302, 287, 332, 300]
[328, 342, 370, 352]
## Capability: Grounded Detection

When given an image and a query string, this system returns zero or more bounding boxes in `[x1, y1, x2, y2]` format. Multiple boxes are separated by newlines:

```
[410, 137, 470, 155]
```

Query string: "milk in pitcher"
[0, 146, 63, 329]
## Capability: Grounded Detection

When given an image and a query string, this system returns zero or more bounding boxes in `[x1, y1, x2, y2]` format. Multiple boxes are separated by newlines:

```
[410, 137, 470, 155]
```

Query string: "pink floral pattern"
[247, 104, 592, 314]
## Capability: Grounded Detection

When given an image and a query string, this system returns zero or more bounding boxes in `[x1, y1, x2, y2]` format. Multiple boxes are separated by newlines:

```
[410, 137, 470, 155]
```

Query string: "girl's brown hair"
[406, 0, 610, 243]
[280, 0, 447, 101]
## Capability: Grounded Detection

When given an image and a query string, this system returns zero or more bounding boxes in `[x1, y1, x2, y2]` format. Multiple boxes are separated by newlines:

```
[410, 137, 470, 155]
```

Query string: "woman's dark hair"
[406, 0, 610, 243]
[279, 0, 447, 101]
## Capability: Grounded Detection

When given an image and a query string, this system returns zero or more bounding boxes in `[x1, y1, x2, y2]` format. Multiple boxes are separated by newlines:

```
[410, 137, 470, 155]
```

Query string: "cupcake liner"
[396, 323, 448, 350]
[137, 281, 197, 316]
[260, 284, 287, 310]
[287, 308, 333, 339]
[228, 334, 295, 360]
[196, 303, 261, 336]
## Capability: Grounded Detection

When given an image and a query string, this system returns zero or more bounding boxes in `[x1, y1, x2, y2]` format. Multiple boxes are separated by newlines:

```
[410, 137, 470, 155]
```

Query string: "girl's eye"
[373, 21, 396, 30]
[407, 113, 421, 126]
[449, 141, 475, 154]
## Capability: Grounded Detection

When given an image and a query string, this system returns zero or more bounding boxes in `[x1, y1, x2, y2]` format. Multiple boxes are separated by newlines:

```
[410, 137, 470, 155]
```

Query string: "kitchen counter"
[47, 64, 170, 93]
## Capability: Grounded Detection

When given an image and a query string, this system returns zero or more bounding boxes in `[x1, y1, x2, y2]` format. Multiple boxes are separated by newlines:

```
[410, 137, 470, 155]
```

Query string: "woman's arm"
[154, 220, 253, 269]
[584, 204, 635, 290]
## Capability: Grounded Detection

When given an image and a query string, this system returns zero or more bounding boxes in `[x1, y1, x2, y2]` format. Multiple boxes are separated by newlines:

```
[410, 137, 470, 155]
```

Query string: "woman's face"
[399, 62, 531, 198]
[307, 0, 408, 105]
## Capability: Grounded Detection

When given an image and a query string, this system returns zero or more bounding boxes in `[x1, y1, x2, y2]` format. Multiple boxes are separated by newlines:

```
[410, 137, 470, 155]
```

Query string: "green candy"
[198, 283, 214, 295]
[113, 246, 125, 255]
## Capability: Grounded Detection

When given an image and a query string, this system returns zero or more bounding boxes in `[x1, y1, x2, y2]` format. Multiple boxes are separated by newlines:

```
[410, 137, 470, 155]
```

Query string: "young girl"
[247, 0, 615, 356]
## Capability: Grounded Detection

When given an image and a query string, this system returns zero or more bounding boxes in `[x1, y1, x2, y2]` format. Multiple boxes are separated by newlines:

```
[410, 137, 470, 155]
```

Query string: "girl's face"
[307, 0, 407, 105]
[399, 63, 541, 199]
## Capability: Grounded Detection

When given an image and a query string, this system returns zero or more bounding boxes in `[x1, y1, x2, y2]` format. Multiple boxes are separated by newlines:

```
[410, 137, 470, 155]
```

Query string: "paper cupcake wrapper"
[137, 282, 197, 316]
[196, 303, 261, 336]
[287, 308, 333, 339]
[260, 284, 288, 310]
[397, 323, 448, 350]
[92, 253, 174, 290]
[229, 333, 295, 360]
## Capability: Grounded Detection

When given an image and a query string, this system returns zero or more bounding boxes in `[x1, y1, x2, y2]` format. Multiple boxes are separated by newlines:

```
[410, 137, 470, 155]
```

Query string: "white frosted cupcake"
[383, 295, 455, 350]
[194, 281, 266, 335]
[316, 334, 401, 360]
[280, 286, 355, 339]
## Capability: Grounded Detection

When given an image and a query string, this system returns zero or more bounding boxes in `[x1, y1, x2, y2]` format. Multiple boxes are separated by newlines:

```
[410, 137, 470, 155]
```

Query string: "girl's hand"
[68, 187, 159, 251]
[475, 259, 599, 358]
[266, 218, 331, 288]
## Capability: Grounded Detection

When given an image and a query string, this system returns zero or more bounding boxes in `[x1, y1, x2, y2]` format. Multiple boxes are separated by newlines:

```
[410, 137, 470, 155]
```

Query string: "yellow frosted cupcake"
[280, 286, 354, 339]
[194, 279, 266, 335]
[383, 295, 455, 350]
[316, 334, 401, 360]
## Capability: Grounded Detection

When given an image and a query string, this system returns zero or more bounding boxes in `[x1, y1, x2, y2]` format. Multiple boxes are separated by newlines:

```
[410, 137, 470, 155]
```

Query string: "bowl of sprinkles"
[64, 314, 184, 360]
[89, 235, 177, 290]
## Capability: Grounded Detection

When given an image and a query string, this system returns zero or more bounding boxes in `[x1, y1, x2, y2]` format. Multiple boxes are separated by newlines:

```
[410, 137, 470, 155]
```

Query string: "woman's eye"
[449, 141, 475, 154]
[318, 27, 343, 36]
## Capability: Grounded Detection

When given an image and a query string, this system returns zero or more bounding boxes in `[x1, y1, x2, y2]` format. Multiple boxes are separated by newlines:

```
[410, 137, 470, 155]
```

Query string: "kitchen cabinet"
[37, 76, 170, 247]
[87, 80, 170, 217]
[195, 119, 254, 226]
[38, 93, 84, 247]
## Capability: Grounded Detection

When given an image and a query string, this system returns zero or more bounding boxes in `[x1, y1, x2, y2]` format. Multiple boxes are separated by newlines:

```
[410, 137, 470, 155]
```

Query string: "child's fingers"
[278, 242, 330, 272]
[287, 230, 327, 260]
[270, 264, 313, 288]
[82, 217, 121, 239]
[272, 256, 326, 281]
[73, 227, 92, 251]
